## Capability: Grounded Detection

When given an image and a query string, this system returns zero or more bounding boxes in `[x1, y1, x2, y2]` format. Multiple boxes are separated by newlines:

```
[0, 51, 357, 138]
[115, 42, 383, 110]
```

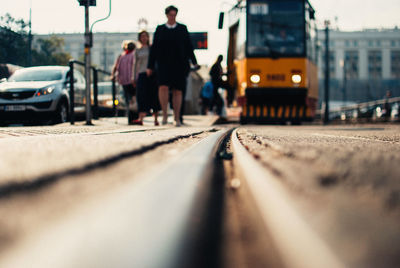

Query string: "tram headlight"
[291, 74, 302, 84]
[250, 74, 261, 84]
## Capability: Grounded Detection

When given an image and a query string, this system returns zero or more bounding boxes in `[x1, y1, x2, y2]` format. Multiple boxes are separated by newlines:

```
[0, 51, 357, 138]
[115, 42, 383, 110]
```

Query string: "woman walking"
[133, 30, 160, 125]
[111, 40, 137, 124]
[147, 5, 199, 126]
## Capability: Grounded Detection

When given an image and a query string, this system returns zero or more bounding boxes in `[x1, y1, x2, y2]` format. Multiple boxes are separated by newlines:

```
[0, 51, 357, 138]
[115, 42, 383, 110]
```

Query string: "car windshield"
[247, 0, 304, 57]
[8, 69, 64, 82]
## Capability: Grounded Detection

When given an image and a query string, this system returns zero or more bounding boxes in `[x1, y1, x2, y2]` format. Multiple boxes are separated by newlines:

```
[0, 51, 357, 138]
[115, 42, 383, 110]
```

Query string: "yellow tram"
[221, 0, 318, 123]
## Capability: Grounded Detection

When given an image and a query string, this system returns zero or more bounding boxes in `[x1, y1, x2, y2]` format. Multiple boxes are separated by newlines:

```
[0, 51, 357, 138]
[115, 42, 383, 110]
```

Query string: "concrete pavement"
[0, 115, 220, 185]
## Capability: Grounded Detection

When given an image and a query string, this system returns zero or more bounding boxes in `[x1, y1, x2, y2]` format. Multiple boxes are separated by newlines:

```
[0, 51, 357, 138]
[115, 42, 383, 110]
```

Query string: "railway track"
[0, 126, 345, 268]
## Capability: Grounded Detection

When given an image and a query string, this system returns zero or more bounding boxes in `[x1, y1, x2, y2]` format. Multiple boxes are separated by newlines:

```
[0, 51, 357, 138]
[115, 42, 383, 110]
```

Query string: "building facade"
[34, 32, 139, 73]
[318, 27, 400, 104]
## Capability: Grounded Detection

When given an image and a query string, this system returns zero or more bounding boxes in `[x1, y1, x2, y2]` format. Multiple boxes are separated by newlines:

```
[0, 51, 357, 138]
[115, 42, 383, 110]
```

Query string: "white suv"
[0, 66, 86, 125]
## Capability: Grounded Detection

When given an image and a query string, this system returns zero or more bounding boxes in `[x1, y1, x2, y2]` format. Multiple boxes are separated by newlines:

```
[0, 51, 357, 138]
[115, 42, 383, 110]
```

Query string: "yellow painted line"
[256, 106, 261, 117]
[285, 106, 290, 118]
[249, 105, 254, 117]
[292, 105, 297, 117]
[306, 107, 311, 117]
[270, 106, 276, 118]
[299, 106, 304, 117]
[242, 105, 247, 116]
[278, 106, 283, 118]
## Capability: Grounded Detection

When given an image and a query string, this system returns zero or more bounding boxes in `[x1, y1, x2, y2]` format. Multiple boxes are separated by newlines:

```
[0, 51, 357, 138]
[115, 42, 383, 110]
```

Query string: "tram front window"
[247, 0, 304, 57]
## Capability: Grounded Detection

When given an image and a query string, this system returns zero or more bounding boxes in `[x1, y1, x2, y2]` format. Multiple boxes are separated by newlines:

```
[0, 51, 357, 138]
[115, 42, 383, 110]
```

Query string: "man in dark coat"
[209, 55, 224, 116]
[147, 5, 199, 126]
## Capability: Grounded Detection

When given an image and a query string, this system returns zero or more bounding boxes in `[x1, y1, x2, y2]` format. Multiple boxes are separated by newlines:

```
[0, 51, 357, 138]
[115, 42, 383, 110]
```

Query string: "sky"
[1, 0, 400, 65]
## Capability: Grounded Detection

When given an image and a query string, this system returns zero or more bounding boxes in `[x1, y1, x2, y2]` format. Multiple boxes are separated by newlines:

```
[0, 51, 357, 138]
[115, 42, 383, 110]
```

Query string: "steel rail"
[0, 129, 231, 268]
[230, 128, 345, 268]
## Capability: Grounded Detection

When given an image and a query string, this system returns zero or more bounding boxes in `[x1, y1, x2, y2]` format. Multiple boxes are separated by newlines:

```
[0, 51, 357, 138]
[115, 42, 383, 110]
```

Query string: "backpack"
[201, 81, 214, 99]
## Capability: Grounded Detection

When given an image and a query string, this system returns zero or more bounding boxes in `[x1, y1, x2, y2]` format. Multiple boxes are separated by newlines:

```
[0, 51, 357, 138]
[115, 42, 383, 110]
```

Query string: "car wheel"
[54, 100, 69, 124]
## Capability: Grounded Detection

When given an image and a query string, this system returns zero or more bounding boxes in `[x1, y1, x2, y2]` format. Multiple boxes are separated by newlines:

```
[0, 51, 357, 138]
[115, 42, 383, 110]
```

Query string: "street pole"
[343, 59, 347, 104]
[323, 20, 330, 124]
[84, 4, 92, 125]
[27, 7, 32, 66]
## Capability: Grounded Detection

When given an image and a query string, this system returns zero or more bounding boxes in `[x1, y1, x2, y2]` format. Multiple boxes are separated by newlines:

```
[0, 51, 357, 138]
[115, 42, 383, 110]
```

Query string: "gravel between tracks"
[237, 124, 400, 268]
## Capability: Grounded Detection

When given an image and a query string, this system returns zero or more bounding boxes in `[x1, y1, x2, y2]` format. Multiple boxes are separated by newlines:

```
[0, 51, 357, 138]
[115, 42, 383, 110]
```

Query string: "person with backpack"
[200, 80, 213, 115]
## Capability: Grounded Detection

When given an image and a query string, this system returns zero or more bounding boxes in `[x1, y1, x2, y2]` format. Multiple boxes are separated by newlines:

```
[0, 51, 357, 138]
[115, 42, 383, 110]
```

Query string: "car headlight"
[250, 74, 261, 84]
[36, 86, 55, 96]
[291, 74, 302, 84]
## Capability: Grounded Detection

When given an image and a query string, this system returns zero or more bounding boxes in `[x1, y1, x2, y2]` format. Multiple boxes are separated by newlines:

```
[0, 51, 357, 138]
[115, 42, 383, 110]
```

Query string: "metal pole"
[323, 21, 330, 124]
[343, 59, 347, 104]
[92, 67, 99, 119]
[112, 78, 117, 116]
[69, 60, 75, 125]
[27, 7, 32, 67]
[84, 4, 92, 125]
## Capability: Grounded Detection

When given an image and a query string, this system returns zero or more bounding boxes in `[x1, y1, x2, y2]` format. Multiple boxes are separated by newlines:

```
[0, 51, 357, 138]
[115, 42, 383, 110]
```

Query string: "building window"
[368, 40, 373, 47]
[353, 40, 358, 47]
[391, 50, 400, 78]
[368, 50, 382, 79]
[392, 40, 396, 47]
[344, 50, 359, 79]
[376, 40, 381, 46]
[345, 40, 350, 47]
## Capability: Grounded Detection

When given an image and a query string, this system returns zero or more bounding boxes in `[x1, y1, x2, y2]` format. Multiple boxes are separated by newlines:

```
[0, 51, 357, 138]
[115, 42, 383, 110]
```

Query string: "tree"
[32, 36, 71, 66]
[1, 13, 71, 67]
[0, 13, 29, 66]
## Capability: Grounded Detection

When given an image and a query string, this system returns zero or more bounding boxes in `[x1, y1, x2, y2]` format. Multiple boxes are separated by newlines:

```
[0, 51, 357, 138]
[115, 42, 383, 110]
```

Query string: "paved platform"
[88, 114, 220, 128]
